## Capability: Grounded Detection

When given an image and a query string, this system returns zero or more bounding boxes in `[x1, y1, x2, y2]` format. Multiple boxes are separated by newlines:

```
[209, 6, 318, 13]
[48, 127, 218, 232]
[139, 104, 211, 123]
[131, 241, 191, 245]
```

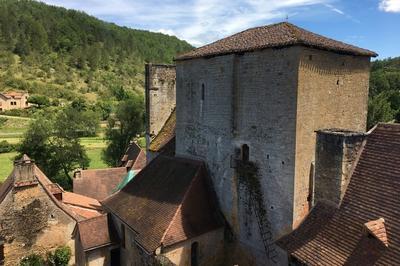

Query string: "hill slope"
[0, 0, 192, 104]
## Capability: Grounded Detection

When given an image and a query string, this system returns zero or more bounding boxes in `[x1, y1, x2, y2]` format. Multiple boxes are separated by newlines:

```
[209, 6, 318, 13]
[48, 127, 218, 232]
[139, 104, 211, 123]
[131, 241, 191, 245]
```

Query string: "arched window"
[242, 144, 249, 162]
[191, 242, 199, 266]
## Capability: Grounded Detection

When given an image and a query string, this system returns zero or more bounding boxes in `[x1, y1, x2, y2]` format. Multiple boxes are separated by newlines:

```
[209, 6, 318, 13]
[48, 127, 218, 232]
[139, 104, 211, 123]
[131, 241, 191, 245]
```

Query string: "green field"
[0, 115, 108, 182]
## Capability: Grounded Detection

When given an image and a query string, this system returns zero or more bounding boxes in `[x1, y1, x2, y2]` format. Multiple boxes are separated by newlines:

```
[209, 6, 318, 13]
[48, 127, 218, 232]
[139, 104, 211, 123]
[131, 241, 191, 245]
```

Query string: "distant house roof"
[102, 155, 223, 253]
[120, 141, 146, 170]
[175, 22, 377, 61]
[77, 214, 116, 251]
[0, 91, 27, 99]
[73, 167, 127, 201]
[149, 108, 176, 154]
[277, 123, 400, 265]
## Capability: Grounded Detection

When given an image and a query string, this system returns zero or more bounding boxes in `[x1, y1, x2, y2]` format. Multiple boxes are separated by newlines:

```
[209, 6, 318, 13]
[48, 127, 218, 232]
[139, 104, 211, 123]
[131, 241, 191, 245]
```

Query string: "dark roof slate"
[102, 155, 223, 252]
[277, 123, 400, 265]
[175, 22, 377, 61]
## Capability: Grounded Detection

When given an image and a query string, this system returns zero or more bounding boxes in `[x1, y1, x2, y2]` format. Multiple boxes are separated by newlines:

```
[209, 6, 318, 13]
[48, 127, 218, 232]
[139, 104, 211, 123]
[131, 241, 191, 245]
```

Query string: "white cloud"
[379, 0, 400, 12]
[40, 0, 333, 46]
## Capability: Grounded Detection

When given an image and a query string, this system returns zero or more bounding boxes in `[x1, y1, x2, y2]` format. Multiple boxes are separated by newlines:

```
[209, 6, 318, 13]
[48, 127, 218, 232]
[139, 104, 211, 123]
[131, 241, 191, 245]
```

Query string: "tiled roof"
[77, 214, 114, 251]
[277, 123, 400, 265]
[149, 108, 176, 153]
[73, 167, 127, 201]
[0, 91, 26, 99]
[175, 22, 377, 61]
[0, 156, 104, 221]
[102, 155, 223, 252]
[120, 141, 146, 170]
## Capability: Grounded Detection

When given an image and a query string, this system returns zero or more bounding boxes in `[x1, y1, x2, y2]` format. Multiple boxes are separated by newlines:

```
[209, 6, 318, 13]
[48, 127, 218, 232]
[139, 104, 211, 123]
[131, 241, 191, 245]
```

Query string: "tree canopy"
[368, 57, 400, 128]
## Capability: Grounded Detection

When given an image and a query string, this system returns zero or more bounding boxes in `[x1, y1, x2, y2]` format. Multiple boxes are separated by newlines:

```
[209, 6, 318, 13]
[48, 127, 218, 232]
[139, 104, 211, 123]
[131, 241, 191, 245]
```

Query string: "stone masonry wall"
[0, 184, 76, 265]
[145, 64, 176, 140]
[314, 130, 366, 206]
[293, 48, 371, 227]
[176, 47, 300, 264]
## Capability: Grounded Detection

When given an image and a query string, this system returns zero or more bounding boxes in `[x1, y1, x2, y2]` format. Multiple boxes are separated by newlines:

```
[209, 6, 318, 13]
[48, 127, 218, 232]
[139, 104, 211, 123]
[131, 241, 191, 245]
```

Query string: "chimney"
[313, 129, 366, 206]
[13, 154, 37, 188]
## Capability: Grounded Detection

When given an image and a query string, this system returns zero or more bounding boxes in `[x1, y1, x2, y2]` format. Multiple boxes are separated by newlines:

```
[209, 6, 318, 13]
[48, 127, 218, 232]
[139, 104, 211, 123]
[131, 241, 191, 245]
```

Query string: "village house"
[0, 155, 116, 265]
[102, 155, 225, 266]
[0, 91, 30, 111]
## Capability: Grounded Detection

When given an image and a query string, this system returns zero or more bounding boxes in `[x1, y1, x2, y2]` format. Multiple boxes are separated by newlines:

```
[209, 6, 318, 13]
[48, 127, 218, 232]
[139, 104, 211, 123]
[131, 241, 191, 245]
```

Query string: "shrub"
[47, 246, 71, 266]
[0, 117, 7, 127]
[20, 253, 45, 266]
[0, 140, 16, 153]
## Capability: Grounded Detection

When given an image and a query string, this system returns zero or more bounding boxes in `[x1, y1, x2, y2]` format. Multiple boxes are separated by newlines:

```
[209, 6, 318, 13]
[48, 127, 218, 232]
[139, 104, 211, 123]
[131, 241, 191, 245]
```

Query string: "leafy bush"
[20, 253, 45, 266]
[0, 140, 16, 153]
[47, 246, 71, 266]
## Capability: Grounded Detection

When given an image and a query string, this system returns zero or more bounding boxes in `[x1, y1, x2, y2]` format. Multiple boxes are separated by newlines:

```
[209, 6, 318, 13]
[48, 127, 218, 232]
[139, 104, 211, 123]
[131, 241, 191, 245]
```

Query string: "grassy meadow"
[0, 115, 108, 182]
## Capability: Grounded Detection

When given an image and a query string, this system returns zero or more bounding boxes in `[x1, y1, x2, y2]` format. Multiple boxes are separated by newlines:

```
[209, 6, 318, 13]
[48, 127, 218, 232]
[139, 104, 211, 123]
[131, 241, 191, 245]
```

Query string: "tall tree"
[102, 95, 144, 166]
[17, 106, 98, 189]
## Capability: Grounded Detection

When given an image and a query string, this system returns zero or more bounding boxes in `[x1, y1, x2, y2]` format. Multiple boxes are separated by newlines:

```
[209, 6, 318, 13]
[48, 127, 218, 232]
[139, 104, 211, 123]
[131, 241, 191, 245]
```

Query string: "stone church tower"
[174, 22, 377, 264]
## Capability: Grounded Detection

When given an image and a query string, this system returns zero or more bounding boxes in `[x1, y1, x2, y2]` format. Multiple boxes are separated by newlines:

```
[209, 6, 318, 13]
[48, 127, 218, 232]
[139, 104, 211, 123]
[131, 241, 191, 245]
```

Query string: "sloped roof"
[120, 141, 146, 169]
[277, 123, 400, 265]
[149, 108, 176, 153]
[0, 91, 26, 99]
[73, 167, 127, 201]
[77, 214, 115, 251]
[175, 22, 377, 61]
[0, 156, 103, 221]
[102, 155, 223, 252]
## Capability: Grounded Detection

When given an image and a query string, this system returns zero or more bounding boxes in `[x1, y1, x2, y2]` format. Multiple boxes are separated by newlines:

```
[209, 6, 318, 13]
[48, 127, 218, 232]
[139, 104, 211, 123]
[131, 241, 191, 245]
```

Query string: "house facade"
[174, 22, 377, 264]
[0, 92, 30, 111]
[0, 155, 113, 265]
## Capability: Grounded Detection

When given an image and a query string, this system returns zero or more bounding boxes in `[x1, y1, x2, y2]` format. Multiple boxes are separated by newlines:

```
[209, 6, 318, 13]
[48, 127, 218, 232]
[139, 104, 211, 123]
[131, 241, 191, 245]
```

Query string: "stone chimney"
[313, 129, 366, 206]
[13, 154, 37, 188]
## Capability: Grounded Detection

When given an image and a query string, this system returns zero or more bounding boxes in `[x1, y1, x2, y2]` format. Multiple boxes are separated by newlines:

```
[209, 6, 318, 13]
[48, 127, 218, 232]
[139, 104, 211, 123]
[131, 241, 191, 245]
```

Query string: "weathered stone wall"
[176, 47, 300, 264]
[0, 184, 76, 265]
[313, 130, 366, 206]
[293, 48, 370, 227]
[161, 228, 224, 266]
[145, 64, 176, 141]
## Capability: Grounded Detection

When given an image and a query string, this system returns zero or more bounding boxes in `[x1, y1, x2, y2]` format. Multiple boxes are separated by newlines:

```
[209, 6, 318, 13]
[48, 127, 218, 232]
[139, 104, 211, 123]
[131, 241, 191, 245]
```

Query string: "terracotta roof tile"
[149, 108, 176, 153]
[277, 123, 400, 265]
[175, 22, 377, 61]
[102, 155, 223, 252]
[73, 167, 127, 201]
[78, 215, 114, 251]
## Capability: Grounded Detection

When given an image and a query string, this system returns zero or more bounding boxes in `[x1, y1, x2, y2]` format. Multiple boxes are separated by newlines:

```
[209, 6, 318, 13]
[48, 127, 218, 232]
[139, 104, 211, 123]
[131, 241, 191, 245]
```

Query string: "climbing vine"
[237, 160, 278, 262]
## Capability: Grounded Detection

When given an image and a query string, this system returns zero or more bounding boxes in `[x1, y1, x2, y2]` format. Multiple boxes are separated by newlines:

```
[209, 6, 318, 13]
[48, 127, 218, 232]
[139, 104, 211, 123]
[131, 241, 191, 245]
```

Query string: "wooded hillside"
[0, 0, 192, 106]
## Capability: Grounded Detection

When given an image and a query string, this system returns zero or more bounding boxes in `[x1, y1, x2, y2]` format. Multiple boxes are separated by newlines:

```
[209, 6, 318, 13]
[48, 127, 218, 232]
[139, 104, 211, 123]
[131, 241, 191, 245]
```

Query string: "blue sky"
[40, 0, 400, 59]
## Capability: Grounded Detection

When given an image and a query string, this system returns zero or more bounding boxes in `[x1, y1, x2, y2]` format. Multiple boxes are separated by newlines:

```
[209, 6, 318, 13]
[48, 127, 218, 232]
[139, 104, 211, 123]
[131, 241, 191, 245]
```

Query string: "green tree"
[367, 93, 396, 129]
[17, 109, 90, 189]
[27, 94, 51, 108]
[102, 95, 144, 166]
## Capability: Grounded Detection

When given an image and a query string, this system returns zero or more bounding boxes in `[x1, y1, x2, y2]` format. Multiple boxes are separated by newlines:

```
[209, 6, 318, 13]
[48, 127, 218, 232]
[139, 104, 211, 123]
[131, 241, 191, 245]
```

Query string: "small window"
[191, 242, 198, 266]
[201, 83, 205, 101]
[121, 224, 126, 249]
[241, 144, 249, 162]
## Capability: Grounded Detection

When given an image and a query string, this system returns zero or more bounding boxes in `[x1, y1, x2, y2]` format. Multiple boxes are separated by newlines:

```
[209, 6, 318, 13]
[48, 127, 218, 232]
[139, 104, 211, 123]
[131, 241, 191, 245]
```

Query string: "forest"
[368, 57, 400, 128]
[0, 0, 192, 109]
